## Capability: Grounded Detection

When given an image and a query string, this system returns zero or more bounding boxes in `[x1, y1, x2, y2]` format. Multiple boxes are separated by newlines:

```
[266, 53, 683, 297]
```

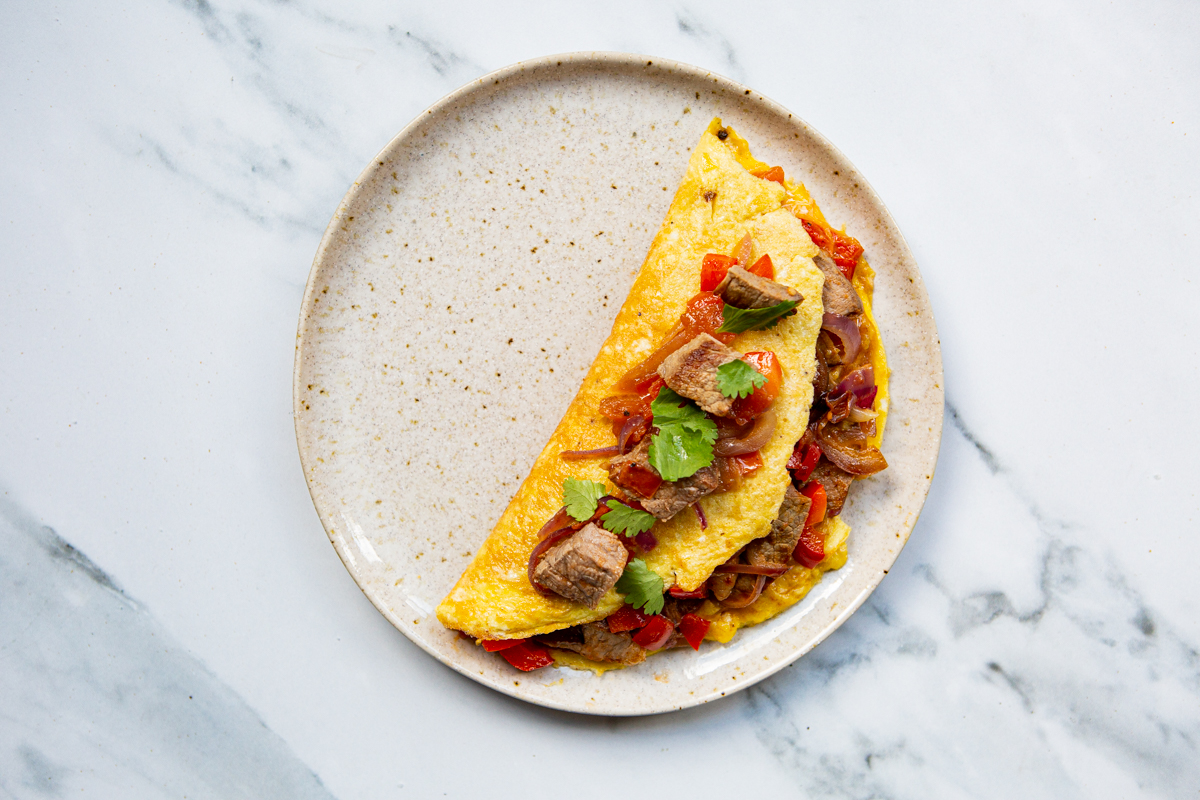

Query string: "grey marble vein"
[0, 498, 337, 800]
[675, 9, 745, 81]
[745, 406, 1200, 798]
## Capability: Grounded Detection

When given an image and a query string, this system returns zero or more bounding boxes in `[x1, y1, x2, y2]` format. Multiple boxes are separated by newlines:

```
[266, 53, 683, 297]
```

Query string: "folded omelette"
[437, 119, 889, 669]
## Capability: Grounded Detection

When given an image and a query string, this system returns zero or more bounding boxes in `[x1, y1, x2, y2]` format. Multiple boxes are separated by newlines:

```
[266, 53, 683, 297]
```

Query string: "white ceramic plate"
[294, 53, 943, 715]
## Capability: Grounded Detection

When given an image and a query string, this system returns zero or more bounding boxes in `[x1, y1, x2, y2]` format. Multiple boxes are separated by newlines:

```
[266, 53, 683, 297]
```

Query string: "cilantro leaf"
[649, 387, 706, 427]
[563, 478, 605, 522]
[647, 388, 719, 481]
[615, 558, 665, 615]
[649, 425, 717, 482]
[716, 359, 768, 399]
[600, 500, 657, 537]
[716, 301, 798, 334]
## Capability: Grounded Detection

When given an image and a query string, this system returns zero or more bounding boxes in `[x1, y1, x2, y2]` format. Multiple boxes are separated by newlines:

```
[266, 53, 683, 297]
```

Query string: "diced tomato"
[481, 638, 523, 652]
[787, 443, 821, 484]
[681, 292, 735, 344]
[747, 253, 774, 280]
[668, 582, 708, 599]
[793, 525, 825, 569]
[497, 641, 554, 671]
[636, 375, 665, 406]
[728, 451, 763, 477]
[599, 393, 648, 421]
[731, 351, 784, 423]
[700, 254, 737, 292]
[607, 604, 650, 633]
[678, 613, 711, 650]
[829, 229, 864, 279]
[631, 615, 675, 650]
[752, 166, 786, 185]
[801, 219, 831, 251]
[800, 481, 827, 527]
[612, 460, 663, 499]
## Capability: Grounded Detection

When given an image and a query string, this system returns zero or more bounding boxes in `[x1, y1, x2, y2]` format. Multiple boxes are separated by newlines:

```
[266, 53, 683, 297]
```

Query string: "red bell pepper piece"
[678, 613, 711, 650]
[631, 615, 675, 650]
[731, 350, 783, 423]
[793, 525, 825, 568]
[787, 443, 821, 484]
[700, 253, 737, 292]
[612, 460, 663, 499]
[681, 291, 735, 345]
[481, 638, 522, 652]
[752, 166, 786, 185]
[747, 253, 775, 280]
[829, 229, 864, 280]
[635, 374, 665, 404]
[727, 451, 763, 477]
[606, 604, 650, 633]
[801, 219, 831, 251]
[800, 481, 827, 527]
[668, 582, 708, 599]
[497, 640, 554, 671]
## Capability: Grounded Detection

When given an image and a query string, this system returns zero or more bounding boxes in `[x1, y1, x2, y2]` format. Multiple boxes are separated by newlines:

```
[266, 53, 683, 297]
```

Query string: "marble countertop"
[2, 2, 1197, 797]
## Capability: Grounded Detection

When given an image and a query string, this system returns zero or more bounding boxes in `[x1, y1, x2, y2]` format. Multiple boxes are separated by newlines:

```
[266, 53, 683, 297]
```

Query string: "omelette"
[436, 119, 890, 672]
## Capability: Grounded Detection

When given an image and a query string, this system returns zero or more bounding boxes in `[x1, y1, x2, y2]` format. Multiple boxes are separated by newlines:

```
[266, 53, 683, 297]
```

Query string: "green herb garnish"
[647, 388, 719, 481]
[615, 558, 665, 615]
[716, 301, 798, 334]
[563, 478, 605, 522]
[716, 359, 768, 399]
[600, 500, 657, 537]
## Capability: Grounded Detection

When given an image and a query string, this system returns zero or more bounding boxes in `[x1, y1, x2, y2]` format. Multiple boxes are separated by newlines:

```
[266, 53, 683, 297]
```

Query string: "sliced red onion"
[714, 563, 789, 577]
[527, 527, 575, 592]
[617, 414, 648, 454]
[834, 367, 875, 403]
[715, 457, 743, 493]
[561, 446, 622, 461]
[714, 406, 777, 456]
[856, 385, 878, 408]
[816, 424, 888, 476]
[693, 503, 708, 529]
[721, 574, 767, 608]
[534, 507, 574, 541]
[634, 529, 658, 551]
[848, 403, 879, 423]
[821, 313, 862, 364]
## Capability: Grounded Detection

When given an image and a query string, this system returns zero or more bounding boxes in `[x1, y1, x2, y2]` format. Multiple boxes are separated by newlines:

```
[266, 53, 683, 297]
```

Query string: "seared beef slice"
[533, 523, 626, 609]
[607, 439, 721, 521]
[542, 622, 648, 665]
[746, 484, 812, 567]
[657, 333, 741, 416]
[811, 461, 855, 517]
[715, 265, 803, 309]
[579, 623, 647, 664]
[641, 467, 720, 520]
[814, 253, 863, 317]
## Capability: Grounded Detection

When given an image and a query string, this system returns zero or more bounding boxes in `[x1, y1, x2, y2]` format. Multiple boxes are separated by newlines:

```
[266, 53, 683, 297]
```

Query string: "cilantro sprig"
[647, 388, 719, 482]
[615, 558, 665, 615]
[600, 500, 657, 537]
[716, 359, 767, 399]
[563, 478, 605, 522]
[716, 300, 798, 334]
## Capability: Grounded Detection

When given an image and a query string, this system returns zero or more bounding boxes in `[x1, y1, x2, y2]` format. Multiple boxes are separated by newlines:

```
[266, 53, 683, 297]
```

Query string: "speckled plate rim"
[294, 51, 944, 715]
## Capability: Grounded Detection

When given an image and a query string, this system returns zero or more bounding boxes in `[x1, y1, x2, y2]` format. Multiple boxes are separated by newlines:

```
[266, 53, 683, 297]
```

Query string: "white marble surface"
[1, 1, 1197, 797]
